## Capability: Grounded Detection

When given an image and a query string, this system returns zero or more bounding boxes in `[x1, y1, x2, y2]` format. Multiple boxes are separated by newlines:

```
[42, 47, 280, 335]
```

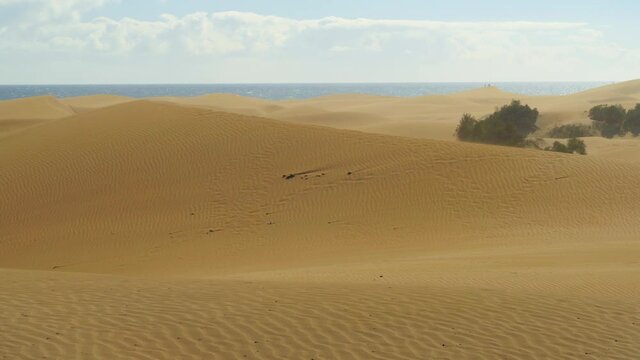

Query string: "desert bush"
[547, 123, 594, 138]
[588, 104, 626, 138]
[567, 137, 587, 155]
[455, 100, 539, 147]
[545, 137, 586, 155]
[624, 104, 640, 136]
[523, 138, 546, 150]
[488, 100, 539, 137]
[455, 113, 478, 141]
[547, 141, 570, 153]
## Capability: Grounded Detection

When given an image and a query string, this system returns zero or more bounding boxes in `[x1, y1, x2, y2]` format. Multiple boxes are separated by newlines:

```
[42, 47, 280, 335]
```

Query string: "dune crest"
[61, 94, 134, 112]
[0, 95, 75, 120]
[148, 80, 640, 162]
[0, 95, 76, 135]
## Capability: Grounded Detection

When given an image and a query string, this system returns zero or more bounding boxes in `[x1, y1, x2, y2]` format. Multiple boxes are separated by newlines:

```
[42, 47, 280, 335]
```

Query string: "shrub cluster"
[624, 104, 640, 136]
[456, 100, 590, 155]
[545, 138, 587, 155]
[456, 100, 539, 147]
[546, 123, 594, 138]
[589, 104, 640, 138]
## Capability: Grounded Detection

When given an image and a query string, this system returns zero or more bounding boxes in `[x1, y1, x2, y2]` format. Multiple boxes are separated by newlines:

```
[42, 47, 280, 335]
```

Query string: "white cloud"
[0, 10, 605, 55]
[1, 0, 113, 22]
[0, 3, 638, 82]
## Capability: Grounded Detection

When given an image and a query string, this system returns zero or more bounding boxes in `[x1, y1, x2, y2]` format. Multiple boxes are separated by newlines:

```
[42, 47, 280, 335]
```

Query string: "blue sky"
[1, 0, 639, 83]
[97, 1, 637, 23]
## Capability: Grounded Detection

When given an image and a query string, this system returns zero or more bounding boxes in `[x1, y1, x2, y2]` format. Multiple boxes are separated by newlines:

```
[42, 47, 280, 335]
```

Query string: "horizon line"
[0, 80, 619, 86]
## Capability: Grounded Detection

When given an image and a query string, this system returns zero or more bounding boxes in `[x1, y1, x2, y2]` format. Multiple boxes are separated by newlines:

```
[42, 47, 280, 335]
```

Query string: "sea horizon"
[0, 81, 614, 101]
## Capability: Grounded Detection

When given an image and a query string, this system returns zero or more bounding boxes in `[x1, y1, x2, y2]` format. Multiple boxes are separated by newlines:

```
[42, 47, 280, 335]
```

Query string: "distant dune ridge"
[0, 95, 75, 120]
[1, 81, 639, 359]
[4, 80, 640, 160]
[60, 94, 134, 113]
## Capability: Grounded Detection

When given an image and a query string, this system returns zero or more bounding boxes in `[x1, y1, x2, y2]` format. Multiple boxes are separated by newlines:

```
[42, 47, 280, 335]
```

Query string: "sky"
[0, 0, 639, 84]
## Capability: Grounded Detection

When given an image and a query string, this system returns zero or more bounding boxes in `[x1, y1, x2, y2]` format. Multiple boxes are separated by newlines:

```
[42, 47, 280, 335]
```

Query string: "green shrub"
[567, 137, 587, 155]
[547, 123, 594, 138]
[455, 100, 539, 147]
[547, 141, 571, 153]
[624, 104, 640, 136]
[544, 137, 586, 155]
[455, 113, 478, 141]
[487, 100, 539, 137]
[588, 104, 626, 138]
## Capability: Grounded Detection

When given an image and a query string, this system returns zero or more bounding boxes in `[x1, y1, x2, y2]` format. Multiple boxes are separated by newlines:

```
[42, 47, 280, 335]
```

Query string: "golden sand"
[1, 82, 639, 359]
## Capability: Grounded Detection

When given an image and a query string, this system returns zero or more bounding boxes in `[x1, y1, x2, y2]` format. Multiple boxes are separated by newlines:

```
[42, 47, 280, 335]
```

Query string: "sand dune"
[7, 80, 639, 143]
[0, 95, 75, 136]
[149, 80, 640, 163]
[2, 268, 638, 359]
[574, 79, 640, 102]
[1, 84, 640, 358]
[61, 94, 134, 112]
[0, 95, 75, 120]
[275, 108, 391, 129]
[138, 81, 640, 146]
[152, 93, 285, 117]
[2, 100, 639, 275]
[579, 136, 640, 164]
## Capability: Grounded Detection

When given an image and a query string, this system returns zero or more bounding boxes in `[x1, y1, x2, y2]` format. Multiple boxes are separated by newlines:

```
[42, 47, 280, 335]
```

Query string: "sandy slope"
[4, 80, 640, 140]
[2, 269, 638, 360]
[145, 80, 640, 164]
[0, 96, 75, 136]
[2, 100, 640, 274]
[2, 82, 640, 359]
[273, 80, 640, 137]
[3, 80, 639, 145]
[0, 99, 639, 358]
[150, 93, 284, 117]
[61, 94, 134, 113]
[581, 136, 640, 164]
[86, 81, 640, 165]
[0, 95, 75, 120]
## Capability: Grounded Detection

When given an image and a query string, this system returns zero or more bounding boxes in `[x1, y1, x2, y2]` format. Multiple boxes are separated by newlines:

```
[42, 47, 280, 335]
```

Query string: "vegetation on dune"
[546, 103, 640, 140]
[545, 137, 587, 155]
[567, 137, 587, 155]
[455, 113, 478, 142]
[623, 104, 640, 136]
[588, 103, 640, 138]
[456, 100, 588, 155]
[547, 123, 595, 138]
[456, 100, 640, 154]
[455, 100, 539, 147]
[589, 104, 627, 138]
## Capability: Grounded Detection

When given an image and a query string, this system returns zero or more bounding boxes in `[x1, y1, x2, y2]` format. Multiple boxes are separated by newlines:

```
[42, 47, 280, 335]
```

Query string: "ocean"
[0, 82, 611, 101]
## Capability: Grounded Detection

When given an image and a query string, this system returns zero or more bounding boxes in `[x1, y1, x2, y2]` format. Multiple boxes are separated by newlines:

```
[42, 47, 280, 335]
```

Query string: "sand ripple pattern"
[1, 101, 639, 274]
[0, 99, 639, 359]
[0, 270, 638, 360]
